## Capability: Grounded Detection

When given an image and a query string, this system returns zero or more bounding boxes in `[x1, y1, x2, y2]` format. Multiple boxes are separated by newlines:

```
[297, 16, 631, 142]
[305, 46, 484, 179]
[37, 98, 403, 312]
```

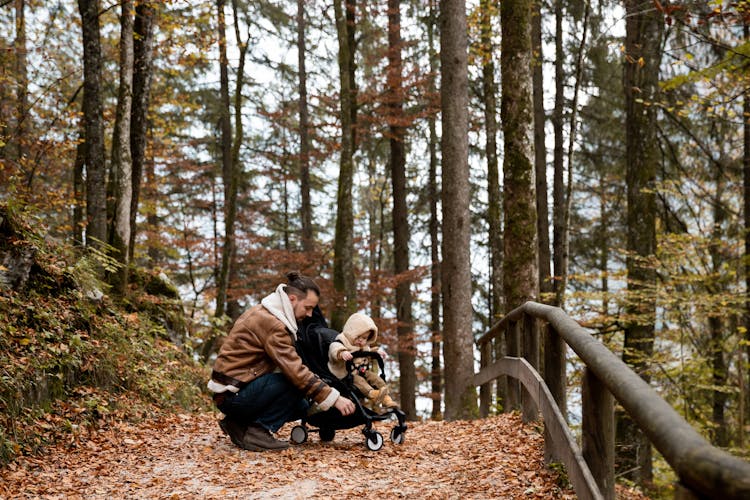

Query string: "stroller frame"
[290, 350, 408, 451]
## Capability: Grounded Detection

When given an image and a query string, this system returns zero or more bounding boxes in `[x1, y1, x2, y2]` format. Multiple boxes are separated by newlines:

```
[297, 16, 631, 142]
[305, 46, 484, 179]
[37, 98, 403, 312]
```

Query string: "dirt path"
[1, 412, 578, 499]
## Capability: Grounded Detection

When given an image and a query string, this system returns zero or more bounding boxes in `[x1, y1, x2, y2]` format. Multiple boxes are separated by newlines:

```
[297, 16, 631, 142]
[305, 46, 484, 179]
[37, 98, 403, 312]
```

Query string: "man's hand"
[333, 396, 355, 416]
[340, 351, 353, 361]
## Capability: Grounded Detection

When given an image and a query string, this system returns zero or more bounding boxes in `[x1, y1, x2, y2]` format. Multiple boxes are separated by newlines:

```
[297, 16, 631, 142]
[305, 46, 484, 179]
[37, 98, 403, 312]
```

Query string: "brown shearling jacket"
[211, 304, 338, 409]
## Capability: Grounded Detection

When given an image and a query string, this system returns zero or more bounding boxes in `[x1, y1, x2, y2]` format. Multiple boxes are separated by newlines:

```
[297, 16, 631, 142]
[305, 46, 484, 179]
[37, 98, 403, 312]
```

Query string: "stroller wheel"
[290, 425, 308, 444]
[319, 427, 336, 442]
[365, 431, 384, 451]
[390, 426, 405, 445]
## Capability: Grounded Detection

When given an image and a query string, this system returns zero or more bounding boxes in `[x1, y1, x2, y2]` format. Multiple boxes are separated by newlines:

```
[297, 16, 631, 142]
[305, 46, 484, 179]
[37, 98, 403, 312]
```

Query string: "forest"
[0, 0, 749, 496]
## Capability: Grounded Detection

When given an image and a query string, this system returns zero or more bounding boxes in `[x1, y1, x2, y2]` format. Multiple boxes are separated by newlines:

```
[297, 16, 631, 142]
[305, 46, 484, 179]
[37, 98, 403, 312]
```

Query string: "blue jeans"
[217, 373, 310, 432]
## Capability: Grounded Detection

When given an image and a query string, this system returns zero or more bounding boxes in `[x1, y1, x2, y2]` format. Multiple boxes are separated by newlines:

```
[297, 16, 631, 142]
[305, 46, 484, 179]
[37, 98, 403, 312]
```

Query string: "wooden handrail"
[474, 301, 750, 500]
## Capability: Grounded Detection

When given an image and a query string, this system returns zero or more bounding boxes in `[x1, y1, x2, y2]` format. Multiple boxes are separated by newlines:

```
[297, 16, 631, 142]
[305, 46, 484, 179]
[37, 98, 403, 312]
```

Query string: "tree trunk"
[346, 0, 357, 151]
[297, 0, 313, 250]
[551, 0, 565, 307]
[532, 0, 551, 303]
[387, 0, 416, 420]
[709, 162, 728, 448]
[14, 0, 28, 167]
[129, 0, 157, 262]
[599, 172, 610, 316]
[109, 0, 134, 295]
[617, 0, 663, 485]
[743, 22, 750, 450]
[481, 0, 502, 326]
[214, 0, 234, 320]
[440, 0, 478, 421]
[501, 0, 538, 418]
[480, 0, 502, 414]
[78, 0, 107, 253]
[331, 0, 356, 331]
[561, 2, 590, 306]
[501, 0, 538, 310]
[73, 130, 85, 247]
[427, 0, 442, 421]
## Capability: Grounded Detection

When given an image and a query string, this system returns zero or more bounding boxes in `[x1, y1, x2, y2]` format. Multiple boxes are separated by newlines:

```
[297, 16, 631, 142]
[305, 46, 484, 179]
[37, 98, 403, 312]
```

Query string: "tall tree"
[13, 0, 27, 165]
[297, 0, 313, 250]
[129, 0, 157, 262]
[617, 0, 664, 485]
[331, 0, 357, 330]
[532, 0, 551, 302]
[109, 0, 134, 294]
[709, 159, 728, 447]
[387, 0, 416, 419]
[480, 0, 502, 326]
[744, 21, 750, 449]
[440, 0, 478, 421]
[501, 0, 538, 410]
[214, 0, 235, 320]
[78, 0, 107, 252]
[479, 0, 502, 415]
[427, 0, 442, 420]
[551, 0, 565, 306]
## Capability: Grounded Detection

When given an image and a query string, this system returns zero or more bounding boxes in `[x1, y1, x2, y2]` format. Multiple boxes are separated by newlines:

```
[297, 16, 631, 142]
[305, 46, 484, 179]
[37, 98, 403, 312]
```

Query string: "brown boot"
[381, 394, 399, 408]
[242, 423, 290, 451]
[219, 417, 247, 449]
[367, 389, 381, 401]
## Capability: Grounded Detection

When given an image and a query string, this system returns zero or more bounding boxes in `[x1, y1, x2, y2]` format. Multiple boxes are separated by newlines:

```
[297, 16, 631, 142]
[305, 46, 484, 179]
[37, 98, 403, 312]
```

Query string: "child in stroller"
[291, 307, 407, 451]
[327, 312, 399, 412]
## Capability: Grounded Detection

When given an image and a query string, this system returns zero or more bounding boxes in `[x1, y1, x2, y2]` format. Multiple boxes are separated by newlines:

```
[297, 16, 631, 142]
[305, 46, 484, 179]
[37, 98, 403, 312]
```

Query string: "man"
[208, 271, 355, 451]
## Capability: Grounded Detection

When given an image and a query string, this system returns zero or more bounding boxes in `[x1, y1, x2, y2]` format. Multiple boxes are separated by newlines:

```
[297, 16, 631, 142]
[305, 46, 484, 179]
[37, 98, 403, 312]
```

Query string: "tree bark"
[387, 0, 416, 420]
[427, 0, 442, 420]
[617, 0, 663, 485]
[440, 0, 478, 421]
[532, 0, 551, 304]
[501, 0, 538, 311]
[331, 0, 357, 331]
[481, 0, 502, 327]
[297, 0, 313, 250]
[214, 0, 234, 320]
[109, 0, 134, 295]
[480, 0, 502, 414]
[552, 0, 565, 307]
[743, 22, 750, 450]
[129, 0, 157, 262]
[709, 161, 728, 448]
[14, 0, 28, 167]
[78, 0, 107, 253]
[73, 130, 85, 247]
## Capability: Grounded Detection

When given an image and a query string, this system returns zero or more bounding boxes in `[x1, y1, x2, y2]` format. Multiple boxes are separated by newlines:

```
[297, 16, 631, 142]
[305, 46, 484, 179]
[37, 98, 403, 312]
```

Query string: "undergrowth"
[0, 206, 211, 466]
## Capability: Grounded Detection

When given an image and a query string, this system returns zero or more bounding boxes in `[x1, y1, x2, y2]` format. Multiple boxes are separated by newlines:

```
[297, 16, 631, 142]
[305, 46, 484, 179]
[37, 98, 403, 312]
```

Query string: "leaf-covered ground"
[0, 411, 591, 499]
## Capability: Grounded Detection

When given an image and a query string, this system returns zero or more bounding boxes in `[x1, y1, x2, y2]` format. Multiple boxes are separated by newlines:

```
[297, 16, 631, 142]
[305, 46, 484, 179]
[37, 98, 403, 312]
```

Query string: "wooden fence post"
[544, 323, 566, 463]
[506, 320, 521, 412]
[479, 340, 492, 417]
[582, 366, 615, 500]
[522, 313, 539, 422]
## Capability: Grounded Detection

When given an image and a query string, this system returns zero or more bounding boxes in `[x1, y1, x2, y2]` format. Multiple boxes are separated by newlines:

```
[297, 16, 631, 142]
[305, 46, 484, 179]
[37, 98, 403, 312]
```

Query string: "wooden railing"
[472, 301, 750, 500]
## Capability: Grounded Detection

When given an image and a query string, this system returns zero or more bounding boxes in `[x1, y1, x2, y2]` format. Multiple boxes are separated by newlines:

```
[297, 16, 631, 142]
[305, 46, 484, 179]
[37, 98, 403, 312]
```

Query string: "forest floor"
[0, 411, 650, 499]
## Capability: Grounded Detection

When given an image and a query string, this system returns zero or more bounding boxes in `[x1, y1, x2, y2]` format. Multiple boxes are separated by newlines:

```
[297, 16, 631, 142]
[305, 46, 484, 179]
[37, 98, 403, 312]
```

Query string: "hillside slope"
[0, 205, 210, 465]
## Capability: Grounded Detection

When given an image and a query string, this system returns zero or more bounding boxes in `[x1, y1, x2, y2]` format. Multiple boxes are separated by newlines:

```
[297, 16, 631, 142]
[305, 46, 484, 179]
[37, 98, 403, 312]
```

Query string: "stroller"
[290, 307, 407, 451]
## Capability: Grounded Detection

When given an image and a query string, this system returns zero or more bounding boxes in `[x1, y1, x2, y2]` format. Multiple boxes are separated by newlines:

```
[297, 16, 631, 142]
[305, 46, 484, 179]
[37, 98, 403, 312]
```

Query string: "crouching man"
[208, 271, 355, 451]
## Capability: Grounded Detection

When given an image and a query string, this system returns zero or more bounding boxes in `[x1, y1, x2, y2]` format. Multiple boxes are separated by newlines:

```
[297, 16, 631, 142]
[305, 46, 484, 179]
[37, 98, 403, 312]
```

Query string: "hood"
[341, 312, 378, 344]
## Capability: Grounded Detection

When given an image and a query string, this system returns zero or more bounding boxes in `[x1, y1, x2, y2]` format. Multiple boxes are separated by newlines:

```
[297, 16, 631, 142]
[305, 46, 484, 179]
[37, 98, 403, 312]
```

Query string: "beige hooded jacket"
[327, 312, 378, 379]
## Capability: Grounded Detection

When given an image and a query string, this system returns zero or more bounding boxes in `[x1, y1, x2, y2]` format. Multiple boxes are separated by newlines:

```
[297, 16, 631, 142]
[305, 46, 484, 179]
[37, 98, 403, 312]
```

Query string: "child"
[328, 312, 398, 411]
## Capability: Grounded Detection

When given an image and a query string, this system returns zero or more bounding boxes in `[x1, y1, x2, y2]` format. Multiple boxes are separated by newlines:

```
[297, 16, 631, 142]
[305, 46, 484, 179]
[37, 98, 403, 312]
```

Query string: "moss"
[0, 206, 210, 466]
